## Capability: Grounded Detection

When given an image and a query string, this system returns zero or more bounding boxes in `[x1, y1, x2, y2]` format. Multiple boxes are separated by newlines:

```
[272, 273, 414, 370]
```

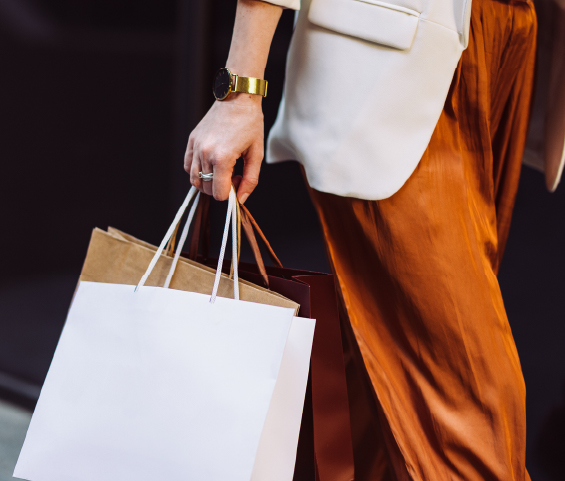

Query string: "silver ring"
[198, 171, 214, 182]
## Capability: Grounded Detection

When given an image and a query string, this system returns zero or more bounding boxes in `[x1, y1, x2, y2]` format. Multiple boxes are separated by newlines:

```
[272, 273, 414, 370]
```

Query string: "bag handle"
[135, 186, 198, 291]
[238, 205, 283, 287]
[239, 204, 283, 268]
[210, 187, 239, 302]
[185, 195, 283, 288]
[163, 191, 201, 288]
[136, 186, 239, 303]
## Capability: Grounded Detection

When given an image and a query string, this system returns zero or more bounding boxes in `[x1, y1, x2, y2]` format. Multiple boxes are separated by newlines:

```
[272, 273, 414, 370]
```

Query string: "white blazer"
[264, 0, 565, 199]
[523, 0, 565, 192]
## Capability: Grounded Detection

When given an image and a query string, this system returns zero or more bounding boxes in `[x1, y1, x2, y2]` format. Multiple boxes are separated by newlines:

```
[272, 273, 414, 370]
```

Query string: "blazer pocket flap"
[308, 0, 419, 50]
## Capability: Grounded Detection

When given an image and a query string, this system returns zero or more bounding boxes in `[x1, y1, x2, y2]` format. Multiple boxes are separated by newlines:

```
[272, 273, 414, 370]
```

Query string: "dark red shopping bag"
[182, 195, 355, 481]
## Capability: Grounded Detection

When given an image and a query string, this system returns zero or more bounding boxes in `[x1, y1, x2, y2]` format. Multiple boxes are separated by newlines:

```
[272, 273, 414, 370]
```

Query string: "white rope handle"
[231, 188, 239, 300]
[210, 186, 239, 303]
[135, 185, 240, 303]
[135, 186, 198, 291]
[163, 191, 200, 288]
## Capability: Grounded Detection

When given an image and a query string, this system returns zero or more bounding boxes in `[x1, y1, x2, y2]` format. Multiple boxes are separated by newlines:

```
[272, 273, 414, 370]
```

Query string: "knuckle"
[213, 191, 228, 201]
[200, 143, 214, 158]
[246, 176, 259, 187]
[198, 144, 208, 157]
[210, 150, 230, 166]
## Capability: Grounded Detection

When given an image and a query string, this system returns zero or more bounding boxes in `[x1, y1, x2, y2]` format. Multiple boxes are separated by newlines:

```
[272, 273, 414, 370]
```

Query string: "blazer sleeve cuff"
[263, 0, 300, 10]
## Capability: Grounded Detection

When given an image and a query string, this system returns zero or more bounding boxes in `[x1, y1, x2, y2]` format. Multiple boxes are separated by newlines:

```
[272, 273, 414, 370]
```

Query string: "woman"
[184, 0, 563, 479]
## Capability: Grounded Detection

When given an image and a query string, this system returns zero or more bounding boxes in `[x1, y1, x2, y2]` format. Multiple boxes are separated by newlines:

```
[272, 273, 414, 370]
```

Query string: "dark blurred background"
[0, 1, 563, 479]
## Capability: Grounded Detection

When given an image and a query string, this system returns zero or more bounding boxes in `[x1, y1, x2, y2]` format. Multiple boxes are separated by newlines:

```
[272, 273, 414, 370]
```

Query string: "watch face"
[213, 68, 232, 100]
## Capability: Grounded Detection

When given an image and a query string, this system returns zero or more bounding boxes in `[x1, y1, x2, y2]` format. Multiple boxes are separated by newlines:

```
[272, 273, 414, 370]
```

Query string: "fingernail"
[239, 193, 249, 204]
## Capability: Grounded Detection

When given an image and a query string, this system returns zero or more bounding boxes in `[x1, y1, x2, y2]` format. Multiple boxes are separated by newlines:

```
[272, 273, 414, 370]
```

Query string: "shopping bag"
[187, 199, 355, 481]
[77, 207, 298, 310]
[14, 187, 315, 481]
[99, 201, 321, 481]
[79, 195, 313, 481]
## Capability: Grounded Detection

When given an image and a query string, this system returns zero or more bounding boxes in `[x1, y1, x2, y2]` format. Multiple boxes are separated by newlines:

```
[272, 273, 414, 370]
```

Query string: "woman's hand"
[182, 0, 283, 203]
[185, 94, 264, 203]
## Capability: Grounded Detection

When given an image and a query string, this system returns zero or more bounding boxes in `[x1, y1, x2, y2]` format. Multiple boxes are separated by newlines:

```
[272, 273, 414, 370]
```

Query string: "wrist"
[213, 67, 267, 103]
[222, 92, 263, 106]
[224, 57, 266, 80]
[226, 66, 266, 81]
[222, 91, 263, 107]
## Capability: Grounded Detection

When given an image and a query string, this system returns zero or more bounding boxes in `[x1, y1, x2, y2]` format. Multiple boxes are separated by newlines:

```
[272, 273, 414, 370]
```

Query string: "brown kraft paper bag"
[78, 226, 299, 312]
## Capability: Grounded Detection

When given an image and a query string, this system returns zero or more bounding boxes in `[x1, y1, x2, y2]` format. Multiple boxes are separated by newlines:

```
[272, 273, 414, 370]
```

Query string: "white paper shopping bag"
[14, 187, 298, 481]
[251, 315, 315, 481]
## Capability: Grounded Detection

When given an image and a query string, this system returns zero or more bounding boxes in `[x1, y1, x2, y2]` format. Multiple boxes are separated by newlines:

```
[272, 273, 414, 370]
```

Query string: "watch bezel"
[213, 67, 234, 101]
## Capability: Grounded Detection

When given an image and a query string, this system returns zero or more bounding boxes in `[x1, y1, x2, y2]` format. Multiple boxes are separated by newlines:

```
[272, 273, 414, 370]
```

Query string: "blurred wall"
[0, 0, 177, 277]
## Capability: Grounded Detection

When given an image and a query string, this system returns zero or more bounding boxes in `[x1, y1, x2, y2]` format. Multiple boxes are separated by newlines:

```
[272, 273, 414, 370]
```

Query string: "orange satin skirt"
[307, 0, 537, 479]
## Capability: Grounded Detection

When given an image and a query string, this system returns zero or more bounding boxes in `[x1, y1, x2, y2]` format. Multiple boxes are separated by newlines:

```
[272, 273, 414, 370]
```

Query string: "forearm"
[226, 0, 283, 92]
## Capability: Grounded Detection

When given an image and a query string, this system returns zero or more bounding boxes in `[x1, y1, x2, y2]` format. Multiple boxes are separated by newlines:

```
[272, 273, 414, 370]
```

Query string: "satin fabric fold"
[308, 0, 537, 478]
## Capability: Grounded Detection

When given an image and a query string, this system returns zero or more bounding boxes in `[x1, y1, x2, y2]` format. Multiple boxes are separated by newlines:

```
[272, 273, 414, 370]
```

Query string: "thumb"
[238, 144, 263, 204]
[231, 174, 243, 192]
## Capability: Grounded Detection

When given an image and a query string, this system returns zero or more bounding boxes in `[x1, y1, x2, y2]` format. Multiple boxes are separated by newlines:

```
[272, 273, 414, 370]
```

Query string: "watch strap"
[232, 75, 268, 97]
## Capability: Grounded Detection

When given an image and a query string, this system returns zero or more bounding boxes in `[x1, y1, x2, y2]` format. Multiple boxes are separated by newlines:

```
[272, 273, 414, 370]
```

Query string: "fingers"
[200, 151, 214, 197]
[186, 135, 203, 192]
[190, 152, 205, 193]
[211, 151, 236, 201]
[187, 139, 257, 202]
[231, 175, 243, 192]
[188, 135, 214, 197]
[237, 143, 263, 204]
[194, 142, 234, 200]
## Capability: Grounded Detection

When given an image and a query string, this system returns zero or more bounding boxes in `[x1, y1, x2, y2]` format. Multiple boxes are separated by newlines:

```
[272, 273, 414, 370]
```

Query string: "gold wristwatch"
[213, 67, 268, 101]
